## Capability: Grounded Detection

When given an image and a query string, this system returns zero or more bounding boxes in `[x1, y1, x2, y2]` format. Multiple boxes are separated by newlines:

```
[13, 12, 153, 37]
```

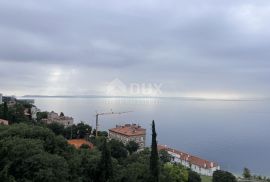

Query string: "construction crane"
[95, 110, 132, 137]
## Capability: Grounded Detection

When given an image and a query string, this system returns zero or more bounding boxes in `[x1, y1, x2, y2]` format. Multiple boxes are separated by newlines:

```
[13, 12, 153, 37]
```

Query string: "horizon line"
[19, 94, 269, 101]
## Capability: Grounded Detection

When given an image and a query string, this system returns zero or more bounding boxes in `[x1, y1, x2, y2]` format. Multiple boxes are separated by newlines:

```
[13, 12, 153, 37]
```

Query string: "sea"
[23, 96, 270, 176]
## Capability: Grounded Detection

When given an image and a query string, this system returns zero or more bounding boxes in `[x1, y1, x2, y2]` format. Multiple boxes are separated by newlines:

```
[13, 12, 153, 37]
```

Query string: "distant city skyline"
[0, 0, 270, 99]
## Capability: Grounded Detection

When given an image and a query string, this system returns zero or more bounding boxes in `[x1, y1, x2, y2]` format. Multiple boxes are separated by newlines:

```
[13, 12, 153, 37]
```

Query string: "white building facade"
[158, 145, 220, 176]
[31, 106, 40, 120]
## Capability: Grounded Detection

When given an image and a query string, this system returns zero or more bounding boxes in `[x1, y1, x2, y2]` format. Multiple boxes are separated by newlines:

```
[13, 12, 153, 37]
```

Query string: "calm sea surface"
[27, 97, 270, 176]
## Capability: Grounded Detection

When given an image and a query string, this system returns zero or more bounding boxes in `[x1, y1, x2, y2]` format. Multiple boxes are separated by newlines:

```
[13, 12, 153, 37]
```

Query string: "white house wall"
[168, 151, 219, 176]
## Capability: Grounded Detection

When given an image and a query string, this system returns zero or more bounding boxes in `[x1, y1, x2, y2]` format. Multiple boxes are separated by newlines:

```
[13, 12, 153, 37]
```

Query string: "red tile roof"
[158, 145, 218, 169]
[68, 139, 94, 149]
[109, 124, 146, 136]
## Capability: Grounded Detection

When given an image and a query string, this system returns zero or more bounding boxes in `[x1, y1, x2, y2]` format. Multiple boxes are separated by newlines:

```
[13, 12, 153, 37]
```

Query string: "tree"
[47, 122, 65, 136]
[109, 139, 128, 159]
[98, 139, 113, 181]
[78, 149, 101, 181]
[117, 162, 150, 182]
[63, 122, 92, 139]
[80, 144, 91, 149]
[21, 152, 69, 182]
[150, 120, 159, 182]
[213, 170, 236, 182]
[188, 170, 201, 182]
[243, 167, 251, 179]
[76, 122, 92, 139]
[0, 123, 104, 182]
[27, 108, 32, 120]
[0, 136, 69, 181]
[92, 129, 108, 137]
[60, 112, 64, 117]
[36, 111, 48, 122]
[161, 163, 188, 182]
[126, 140, 139, 154]
[3, 102, 8, 120]
[114, 148, 151, 182]
[159, 149, 171, 163]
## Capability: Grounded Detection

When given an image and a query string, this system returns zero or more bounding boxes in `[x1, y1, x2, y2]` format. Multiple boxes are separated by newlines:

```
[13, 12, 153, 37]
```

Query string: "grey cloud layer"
[0, 0, 270, 96]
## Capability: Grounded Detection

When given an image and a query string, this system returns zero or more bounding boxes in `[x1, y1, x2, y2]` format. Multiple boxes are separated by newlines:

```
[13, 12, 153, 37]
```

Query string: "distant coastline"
[21, 95, 266, 102]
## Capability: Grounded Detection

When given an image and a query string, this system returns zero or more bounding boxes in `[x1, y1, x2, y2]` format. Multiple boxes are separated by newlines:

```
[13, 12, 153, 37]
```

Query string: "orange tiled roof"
[68, 139, 94, 149]
[158, 145, 218, 169]
[0, 119, 9, 125]
[109, 124, 146, 136]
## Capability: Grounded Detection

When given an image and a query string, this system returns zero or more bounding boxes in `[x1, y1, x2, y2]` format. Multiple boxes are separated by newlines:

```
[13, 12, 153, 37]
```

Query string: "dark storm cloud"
[0, 0, 270, 96]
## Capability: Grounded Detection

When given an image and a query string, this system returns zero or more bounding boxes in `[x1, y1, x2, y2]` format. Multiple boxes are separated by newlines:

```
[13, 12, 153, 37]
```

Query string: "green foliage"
[116, 161, 150, 182]
[114, 148, 151, 182]
[98, 139, 113, 181]
[213, 170, 236, 182]
[0, 123, 98, 182]
[188, 170, 201, 182]
[47, 122, 65, 135]
[150, 120, 160, 182]
[126, 140, 139, 154]
[0, 123, 66, 154]
[0, 126, 70, 182]
[0, 102, 34, 124]
[93, 129, 108, 137]
[243, 167, 251, 179]
[0, 120, 204, 182]
[109, 139, 128, 159]
[90, 135, 107, 149]
[37, 111, 48, 121]
[77, 149, 101, 182]
[76, 122, 92, 139]
[159, 149, 172, 163]
[20, 152, 69, 182]
[160, 163, 188, 182]
[65, 122, 92, 139]
[200, 175, 212, 182]
[27, 108, 32, 120]
[3, 102, 8, 120]
[80, 144, 91, 149]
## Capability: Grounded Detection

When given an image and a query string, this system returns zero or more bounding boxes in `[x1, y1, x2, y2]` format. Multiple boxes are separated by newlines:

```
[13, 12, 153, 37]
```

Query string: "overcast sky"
[0, 0, 270, 98]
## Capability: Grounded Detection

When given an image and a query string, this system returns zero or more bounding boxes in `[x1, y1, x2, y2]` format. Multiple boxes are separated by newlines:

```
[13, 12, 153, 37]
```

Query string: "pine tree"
[99, 139, 113, 182]
[150, 120, 159, 182]
[243, 167, 251, 179]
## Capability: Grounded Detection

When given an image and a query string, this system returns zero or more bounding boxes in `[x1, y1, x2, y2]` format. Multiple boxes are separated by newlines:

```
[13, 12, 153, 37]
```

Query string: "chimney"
[210, 162, 214, 168]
